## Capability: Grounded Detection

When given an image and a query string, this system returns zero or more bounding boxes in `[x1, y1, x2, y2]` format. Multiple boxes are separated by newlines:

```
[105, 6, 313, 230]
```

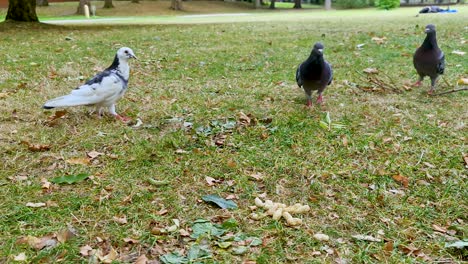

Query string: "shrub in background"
[335, 0, 371, 9]
[376, 0, 400, 9]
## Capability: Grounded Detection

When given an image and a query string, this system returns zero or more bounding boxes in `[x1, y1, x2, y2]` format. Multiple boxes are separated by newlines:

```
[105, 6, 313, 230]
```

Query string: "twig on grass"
[431, 87, 468, 96]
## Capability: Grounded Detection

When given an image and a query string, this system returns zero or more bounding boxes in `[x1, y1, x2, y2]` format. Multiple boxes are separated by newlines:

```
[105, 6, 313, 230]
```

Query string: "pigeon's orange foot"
[316, 95, 323, 104]
[413, 81, 422, 87]
[306, 99, 312, 108]
[115, 114, 131, 123]
[427, 88, 435, 95]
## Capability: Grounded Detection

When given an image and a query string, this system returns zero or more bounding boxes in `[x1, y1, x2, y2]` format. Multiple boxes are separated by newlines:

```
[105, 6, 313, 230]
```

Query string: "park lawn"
[0, 6, 467, 263]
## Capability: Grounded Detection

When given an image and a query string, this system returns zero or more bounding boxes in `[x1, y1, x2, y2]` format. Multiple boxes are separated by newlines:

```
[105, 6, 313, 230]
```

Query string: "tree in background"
[376, 0, 399, 9]
[170, 0, 182, 10]
[36, 0, 48, 7]
[325, 0, 331, 10]
[5, 0, 39, 22]
[103, 0, 114, 8]
[131, 0, 140, 3]
[76, 0, 91, 14]
[293, 0, 302, 8]
[269, 0, 276, 9]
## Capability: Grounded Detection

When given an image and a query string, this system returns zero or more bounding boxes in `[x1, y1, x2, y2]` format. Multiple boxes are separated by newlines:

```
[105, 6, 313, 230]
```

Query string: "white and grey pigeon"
[43, 47, 137, 122]
[413, 24, 445, 94]
[296, 42, 333, 107]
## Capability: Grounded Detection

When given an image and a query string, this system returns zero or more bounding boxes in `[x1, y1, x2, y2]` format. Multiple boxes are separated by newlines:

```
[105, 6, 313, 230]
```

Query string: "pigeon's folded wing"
[296, 64, 303, 87]
[44, 74, 124, 108]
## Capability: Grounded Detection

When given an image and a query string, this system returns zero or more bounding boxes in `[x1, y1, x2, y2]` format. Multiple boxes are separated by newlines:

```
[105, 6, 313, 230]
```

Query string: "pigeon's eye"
[124, 50, 129, 54]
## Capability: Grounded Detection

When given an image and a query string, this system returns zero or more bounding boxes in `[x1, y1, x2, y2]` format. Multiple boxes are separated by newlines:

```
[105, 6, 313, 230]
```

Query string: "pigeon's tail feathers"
[43, 94, 95, 109]
[296, 64, 303, 88]
[437, 53, 445, 75]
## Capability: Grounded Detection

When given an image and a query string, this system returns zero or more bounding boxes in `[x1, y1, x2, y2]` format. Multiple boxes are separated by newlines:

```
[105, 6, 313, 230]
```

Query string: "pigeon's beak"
[424, 28, 430, 33]
[317, 49, 323, 54]
[130, 54, 137, 60]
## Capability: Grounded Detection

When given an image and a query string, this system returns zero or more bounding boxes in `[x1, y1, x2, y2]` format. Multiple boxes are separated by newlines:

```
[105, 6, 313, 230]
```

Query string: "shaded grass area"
[0, 7, 467, 263]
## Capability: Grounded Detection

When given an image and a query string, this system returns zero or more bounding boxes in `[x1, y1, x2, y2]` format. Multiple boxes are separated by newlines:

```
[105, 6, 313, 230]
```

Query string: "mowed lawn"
[0, 5, 467, 263]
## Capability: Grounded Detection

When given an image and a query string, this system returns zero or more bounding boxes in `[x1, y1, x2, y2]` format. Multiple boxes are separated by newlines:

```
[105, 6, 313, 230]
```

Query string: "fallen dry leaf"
[205, 176, 222, 186]
[432, 224, 447, 233]
[40, 178, 51, 189]
[47, 110, 67, 122]
[352, 234, 382, 242]
[134, 254, 149, 264]
[383, 241, 394, 253]
[463, 153, 468, 168]
[313, 233, 330, 241]
[79, 245, 93, 256]
[179, 229, 190, 237]
[371, 36, 387, 45]
[13, 252, 27, 261]
[363, 68, 379, 74]
[458, 78, 468, 85]
[56, 228, 75, 243]
[25, 202, 46, 208]
[17, 234, 57, 250]
[451, 50, 466, 56]
[392, 174, 409, 188]
[0, 92, 9, 99]
[113, 215, 127, 225]
[66, 157, 91, 165]
[21, 141, 51, 152]
[87, 150, 104, 160]
[98, 247, 118, 264]
[248, 172, 264, 181]
[123, 237, 139, 244]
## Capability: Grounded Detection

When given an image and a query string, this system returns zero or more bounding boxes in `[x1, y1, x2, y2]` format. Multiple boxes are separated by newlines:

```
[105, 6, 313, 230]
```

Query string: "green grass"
[1, 4, 467, 263]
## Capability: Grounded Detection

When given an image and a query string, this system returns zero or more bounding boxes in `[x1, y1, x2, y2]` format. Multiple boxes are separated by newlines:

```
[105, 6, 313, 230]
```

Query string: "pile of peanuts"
[250, 197, 310, 226]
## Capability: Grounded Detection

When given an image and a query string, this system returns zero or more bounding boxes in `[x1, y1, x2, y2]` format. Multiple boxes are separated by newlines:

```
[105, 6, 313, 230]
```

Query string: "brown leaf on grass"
[98, 247, 118, 264]
[179, 229, 190, 237]
[56, 228, 76, 243]
[248, 172, 264, 181]
[87, 150, 104, 160]
[123, 237, 139, 244]
[14, 252, 27, 261]
[21, 141, 51, 152]
[134, 254, 149, 264]
[0, 92, 9, 99]
[40, 178, 51, 189]
[383, 241, 394, 253]
[80, 245, 93, 256]
[157, 209, 168, 216]
[432, 224, 447, 233]
[47, 110, 67, 122]
[205, 176, 222, 186]
[398, 244, 431, 261]
[392, 174, 409, 188]
[371, 36, 387, 45]
[26, 202, 46, 208]
[463, 153, 468, 168]
[342, 136, 348, 147]
[363, 68, 379, 74]
[242, 260, 257, 264]
[113, 215, 128, 225]
[458, 78, 468, 85]
[66, 157, 91, 165]
[16, 234, 57, 250]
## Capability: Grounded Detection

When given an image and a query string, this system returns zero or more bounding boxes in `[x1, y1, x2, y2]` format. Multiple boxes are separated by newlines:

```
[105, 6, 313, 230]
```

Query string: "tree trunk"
[36, 0, 48, 7]
[254, 0, 260, 8]
[324, 0, 331, 10]
[103, 0, 114, 8]
[131, 0, 140, 3]
[269, 0, 276, 9]
[293, 0, 302, 8]
[76, 0, 91, 14]
[170, 0, 182, 10]
[6, 0, 39, 22]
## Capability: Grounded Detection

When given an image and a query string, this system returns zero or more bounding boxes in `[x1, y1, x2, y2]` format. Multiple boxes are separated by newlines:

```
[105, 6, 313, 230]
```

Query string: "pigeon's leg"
[96, 107, 104, 118]
[316, 92, 324, 104]
[413, 76, 423, 87]
[428, 77, 437, 95]
[108, 104, 131, 122]
[304, 88, 313, 107]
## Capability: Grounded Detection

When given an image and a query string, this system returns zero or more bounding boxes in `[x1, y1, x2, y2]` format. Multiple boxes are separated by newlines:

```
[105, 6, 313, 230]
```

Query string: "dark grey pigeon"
[296, 42, 333, 107]
[413, 24, 445, 94]
[43, 47, 137, 122]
